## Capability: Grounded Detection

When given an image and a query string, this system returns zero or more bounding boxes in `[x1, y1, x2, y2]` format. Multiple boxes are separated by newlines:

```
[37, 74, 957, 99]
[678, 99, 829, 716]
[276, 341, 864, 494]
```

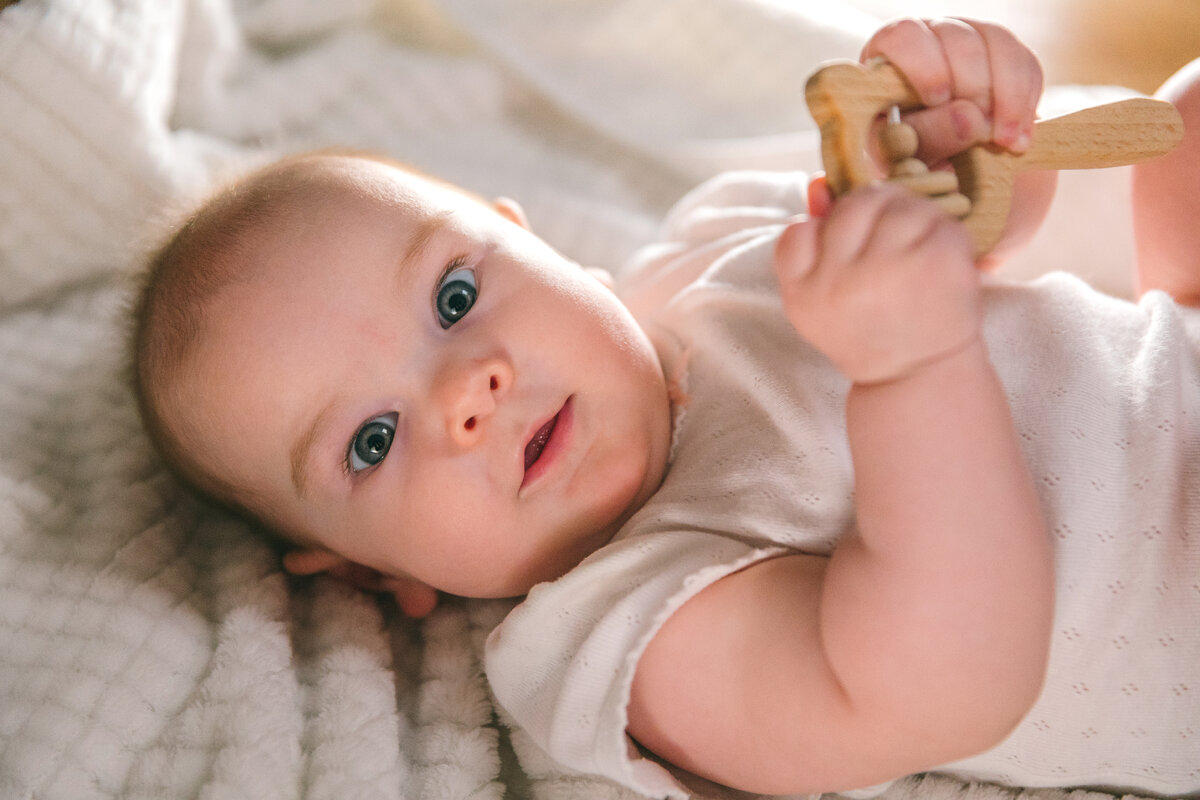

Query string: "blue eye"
[348, 413, 398, 473]
[436, 266, 477, 328]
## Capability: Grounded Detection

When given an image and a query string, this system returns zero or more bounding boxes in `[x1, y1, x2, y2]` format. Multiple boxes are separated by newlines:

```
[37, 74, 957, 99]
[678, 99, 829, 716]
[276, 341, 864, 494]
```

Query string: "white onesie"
[486, 171, 1200, 799]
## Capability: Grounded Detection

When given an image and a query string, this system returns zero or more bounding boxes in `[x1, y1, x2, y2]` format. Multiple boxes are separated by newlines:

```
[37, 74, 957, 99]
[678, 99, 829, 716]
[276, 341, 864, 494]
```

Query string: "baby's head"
[133, 152, 671, 608]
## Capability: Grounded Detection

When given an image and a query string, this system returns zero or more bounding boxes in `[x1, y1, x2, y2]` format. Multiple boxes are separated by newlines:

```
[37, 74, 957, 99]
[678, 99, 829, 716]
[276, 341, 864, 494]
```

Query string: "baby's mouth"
[521, 396, 574, 490]
[524, 412, 560, 472]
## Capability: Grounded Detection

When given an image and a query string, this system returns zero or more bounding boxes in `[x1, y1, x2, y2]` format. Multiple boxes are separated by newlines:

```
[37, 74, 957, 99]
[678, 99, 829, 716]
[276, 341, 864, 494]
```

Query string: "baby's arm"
[627, 23, 1054, 795]
[628, 186, 1053, 795]
[1133, 58, 1200, 305]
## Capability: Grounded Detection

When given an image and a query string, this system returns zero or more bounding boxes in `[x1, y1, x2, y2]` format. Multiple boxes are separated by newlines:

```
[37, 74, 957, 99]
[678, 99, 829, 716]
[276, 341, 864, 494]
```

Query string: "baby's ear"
[282, 549, 439, 618]
[492, 196, 530, 229]
[379, 575, 440, 619]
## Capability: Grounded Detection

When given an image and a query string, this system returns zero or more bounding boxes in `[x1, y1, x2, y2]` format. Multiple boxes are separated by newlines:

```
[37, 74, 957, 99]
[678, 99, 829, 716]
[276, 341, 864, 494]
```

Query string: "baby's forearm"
[822, 339, 1053, 748]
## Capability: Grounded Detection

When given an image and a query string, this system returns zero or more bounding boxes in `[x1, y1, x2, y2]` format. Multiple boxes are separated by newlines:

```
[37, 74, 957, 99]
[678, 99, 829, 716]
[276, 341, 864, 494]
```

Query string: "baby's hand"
[863, 18, 1043, 163]
[774, 183, 980, 385]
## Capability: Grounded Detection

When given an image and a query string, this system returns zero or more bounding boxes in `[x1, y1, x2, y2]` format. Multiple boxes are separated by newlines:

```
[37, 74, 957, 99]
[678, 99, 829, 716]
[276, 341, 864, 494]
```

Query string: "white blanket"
[0, 1, 1152, 798]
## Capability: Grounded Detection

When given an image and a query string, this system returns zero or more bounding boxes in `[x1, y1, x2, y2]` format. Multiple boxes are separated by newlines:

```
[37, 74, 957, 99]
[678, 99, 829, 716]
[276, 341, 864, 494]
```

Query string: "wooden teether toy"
[806, 60, 1185, 255]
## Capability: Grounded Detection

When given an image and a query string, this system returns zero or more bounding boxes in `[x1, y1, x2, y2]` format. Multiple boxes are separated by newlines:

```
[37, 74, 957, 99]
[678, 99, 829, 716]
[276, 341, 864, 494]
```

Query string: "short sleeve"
[486, 531, 787, 799]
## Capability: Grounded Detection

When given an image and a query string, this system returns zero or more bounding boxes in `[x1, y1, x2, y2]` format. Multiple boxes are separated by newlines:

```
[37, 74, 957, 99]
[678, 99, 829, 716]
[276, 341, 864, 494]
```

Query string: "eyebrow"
[399, 209, 454, 288]
[291, 399, 336, 498]
[288, 210, 452, 498]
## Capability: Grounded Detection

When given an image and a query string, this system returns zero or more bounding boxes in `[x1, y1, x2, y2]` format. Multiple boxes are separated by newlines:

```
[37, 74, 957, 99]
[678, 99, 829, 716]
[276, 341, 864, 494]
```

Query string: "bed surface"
[0, 1, 1151, 797]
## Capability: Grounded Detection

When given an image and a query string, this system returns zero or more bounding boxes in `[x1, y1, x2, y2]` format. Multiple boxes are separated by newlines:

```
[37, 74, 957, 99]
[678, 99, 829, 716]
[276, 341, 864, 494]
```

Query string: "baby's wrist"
[847, 332, 987, 389]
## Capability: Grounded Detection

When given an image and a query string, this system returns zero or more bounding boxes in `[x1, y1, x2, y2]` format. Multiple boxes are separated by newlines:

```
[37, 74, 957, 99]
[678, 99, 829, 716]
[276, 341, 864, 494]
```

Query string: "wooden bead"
[888, 169, 960, 197]
[888, 157, 928, 178]
[878, 119, 971, 217]
[933, 192, 972, 218]
[880, 121, 919, 161]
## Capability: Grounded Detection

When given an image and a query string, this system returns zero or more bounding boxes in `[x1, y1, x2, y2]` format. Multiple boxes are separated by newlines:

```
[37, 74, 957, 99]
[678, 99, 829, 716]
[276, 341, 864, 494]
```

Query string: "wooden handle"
[951, 97, 1184, 255]
[1018, 98, 1184, 171]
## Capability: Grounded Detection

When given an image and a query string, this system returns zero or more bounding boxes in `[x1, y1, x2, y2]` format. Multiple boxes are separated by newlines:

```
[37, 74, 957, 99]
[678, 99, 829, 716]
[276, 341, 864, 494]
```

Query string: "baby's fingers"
[807, 174, 833, 218]
[865, 17, 1042, 155]
[902, 99, 991, 165]
[774, 216, 821, 287]
[862, 17, 953, 107]
[967, 19, 1043, 152]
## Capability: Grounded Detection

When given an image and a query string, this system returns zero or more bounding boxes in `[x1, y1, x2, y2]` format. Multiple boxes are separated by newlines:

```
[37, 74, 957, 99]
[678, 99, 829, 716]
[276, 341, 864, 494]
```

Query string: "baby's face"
[179, 158, 672, 598]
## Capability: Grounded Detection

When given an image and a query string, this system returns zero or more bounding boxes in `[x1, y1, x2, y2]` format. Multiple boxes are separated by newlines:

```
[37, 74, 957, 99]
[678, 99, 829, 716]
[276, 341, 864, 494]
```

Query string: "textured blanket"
[0, 0, 1154, 798]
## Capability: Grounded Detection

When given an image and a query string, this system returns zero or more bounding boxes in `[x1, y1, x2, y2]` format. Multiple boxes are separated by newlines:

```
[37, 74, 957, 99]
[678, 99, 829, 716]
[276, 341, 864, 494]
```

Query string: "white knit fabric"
[486, 172, 1200, 799]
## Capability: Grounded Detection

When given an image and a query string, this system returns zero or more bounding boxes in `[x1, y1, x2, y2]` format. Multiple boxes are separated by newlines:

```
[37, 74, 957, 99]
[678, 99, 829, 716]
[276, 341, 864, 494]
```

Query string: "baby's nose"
[438, 357, 512, 446]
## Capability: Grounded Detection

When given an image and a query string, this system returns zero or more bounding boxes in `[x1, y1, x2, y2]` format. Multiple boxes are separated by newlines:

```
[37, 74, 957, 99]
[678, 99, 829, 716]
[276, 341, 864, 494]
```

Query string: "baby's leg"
[1132, 58, 1200, 306]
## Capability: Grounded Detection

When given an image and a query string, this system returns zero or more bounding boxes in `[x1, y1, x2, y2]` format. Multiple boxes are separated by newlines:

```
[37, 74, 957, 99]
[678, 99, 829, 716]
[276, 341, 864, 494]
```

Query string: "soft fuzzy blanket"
[0, 1, 1154, 798]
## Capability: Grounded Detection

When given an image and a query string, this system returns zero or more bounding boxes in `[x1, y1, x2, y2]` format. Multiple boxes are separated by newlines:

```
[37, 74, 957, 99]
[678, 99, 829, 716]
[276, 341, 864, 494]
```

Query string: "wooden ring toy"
[805, 59, 1185, 255]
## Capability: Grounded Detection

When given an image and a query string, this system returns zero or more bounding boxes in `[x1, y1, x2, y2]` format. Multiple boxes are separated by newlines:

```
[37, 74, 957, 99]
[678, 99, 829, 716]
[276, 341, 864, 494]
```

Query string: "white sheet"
[0, 1, 1153, 797]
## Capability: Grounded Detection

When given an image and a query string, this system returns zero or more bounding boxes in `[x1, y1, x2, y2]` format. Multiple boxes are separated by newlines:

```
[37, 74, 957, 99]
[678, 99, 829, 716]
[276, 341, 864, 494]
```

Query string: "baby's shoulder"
[619, 170, 809, 317]
[656, 170, 809, 245]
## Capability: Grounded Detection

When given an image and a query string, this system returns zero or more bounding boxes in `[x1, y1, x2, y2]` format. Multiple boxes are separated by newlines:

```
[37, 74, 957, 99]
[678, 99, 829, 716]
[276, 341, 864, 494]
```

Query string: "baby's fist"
[774, 184, 981, 385]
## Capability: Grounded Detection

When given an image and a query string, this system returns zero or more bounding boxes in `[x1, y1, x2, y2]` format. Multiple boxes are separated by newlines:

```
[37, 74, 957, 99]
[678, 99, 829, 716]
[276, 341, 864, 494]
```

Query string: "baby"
[132, 17, 1200, 800]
